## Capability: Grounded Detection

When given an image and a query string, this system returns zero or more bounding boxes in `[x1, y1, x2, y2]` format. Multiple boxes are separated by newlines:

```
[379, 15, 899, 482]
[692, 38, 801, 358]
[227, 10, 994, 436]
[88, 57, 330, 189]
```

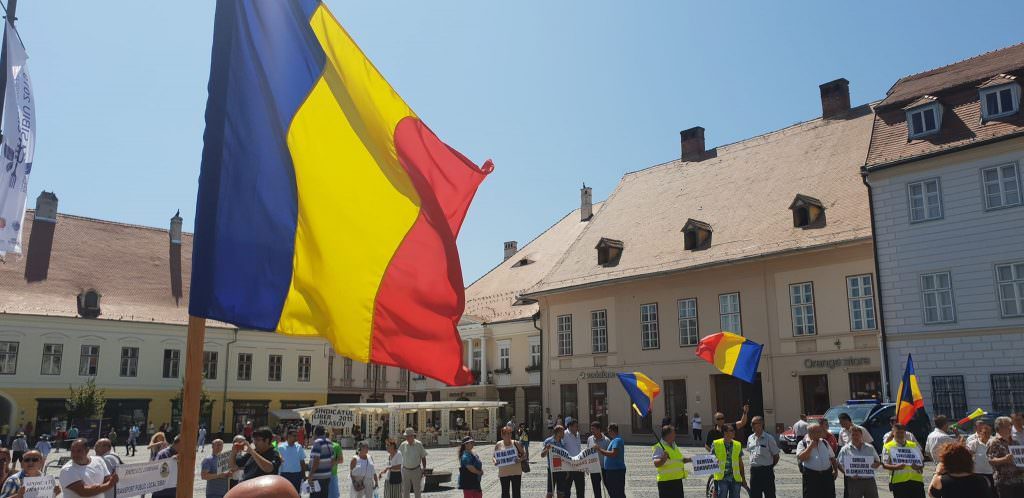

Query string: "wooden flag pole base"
[176, 315, 207, 495]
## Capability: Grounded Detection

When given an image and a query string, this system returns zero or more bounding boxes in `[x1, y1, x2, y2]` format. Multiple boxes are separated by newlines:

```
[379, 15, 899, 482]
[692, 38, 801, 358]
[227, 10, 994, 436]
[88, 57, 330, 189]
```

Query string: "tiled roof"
[878, 43, 1024, 108]
[0, 211, 232, 328]
[464, 203, 602, 323]
[527, 106, 875, 295]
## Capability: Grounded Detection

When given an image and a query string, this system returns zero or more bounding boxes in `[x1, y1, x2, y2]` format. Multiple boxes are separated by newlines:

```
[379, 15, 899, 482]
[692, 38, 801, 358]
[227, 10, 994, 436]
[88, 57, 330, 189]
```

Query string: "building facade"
[864, 44, 1024, 418]
[525, 80, 886, 440]
[327, 354, 410, 404]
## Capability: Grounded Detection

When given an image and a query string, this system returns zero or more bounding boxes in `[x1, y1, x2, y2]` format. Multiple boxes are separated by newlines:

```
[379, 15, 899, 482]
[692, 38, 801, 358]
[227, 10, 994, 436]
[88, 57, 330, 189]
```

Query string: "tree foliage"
[65, 377, 106, 422]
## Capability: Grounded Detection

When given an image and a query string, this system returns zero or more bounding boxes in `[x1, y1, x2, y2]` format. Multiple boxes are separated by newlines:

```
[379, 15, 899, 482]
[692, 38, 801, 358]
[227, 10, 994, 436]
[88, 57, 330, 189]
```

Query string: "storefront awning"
[269, 409, 302, 420]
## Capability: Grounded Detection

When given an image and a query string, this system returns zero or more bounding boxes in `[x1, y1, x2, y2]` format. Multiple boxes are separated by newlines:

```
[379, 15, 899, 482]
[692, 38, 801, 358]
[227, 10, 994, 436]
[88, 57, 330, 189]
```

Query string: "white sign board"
[1011, 446, 1024, 468]
[310, 407, 355, 429]
[690, 453, 720, 477]
[216, 451, 233, 474]
[115, 459, 178, 497]
[843, 455, 875, 478]
[20, 476, 55, 498]
[549, 446, 601, 474]
[889, 447, 922, 467]
[495, 447, 519, 467]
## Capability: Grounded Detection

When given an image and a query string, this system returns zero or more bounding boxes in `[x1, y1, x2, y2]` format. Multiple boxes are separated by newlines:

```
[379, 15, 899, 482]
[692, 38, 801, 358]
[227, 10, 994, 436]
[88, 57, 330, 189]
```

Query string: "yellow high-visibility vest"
[652, 442, 688, 482]
[712, 439, 744, 483]
[883, 440, 923, 484]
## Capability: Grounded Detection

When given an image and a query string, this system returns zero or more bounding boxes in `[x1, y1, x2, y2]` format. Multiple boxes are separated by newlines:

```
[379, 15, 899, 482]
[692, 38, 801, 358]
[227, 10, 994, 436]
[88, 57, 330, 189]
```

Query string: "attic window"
[789, 194, 826, 229]
[904, 97, 942, 139]
[595, 238, 624, 266]
[77, 289, 102, 319]
[979, 79, 1020, 121]
[512, 258, 534, 268]
[681, 219, 712, 251]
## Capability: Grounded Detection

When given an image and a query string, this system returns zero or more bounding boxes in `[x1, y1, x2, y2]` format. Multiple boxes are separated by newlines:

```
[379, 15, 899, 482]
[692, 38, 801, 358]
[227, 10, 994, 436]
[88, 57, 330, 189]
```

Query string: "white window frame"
[498, 340, 511, 371]
[980, 84, 1020, 121]
[996, 262, 1024, 318]
[0, 341, 18, 375]
[982, 163, 1022, 210]
[677, 298, 699, 346]
[298, 355, 311, 382]
[906, 103, 942, 139]
[591, 309, 608, 354]
[790, 282, 817, 336]
[640, 303, 660, 350]
[907, 178, 944, 223]
[528, 336, 541, 368]
[162, 349, 180, 379]
[41, 343, 62, 376]
[921, 271, 956, 324]
[719, 293, 742, 334]
[556, 315, 573, 357]
[120, 347, 139, 378]
[79, 345, 99, 376]
[268, 354, 283, 382]
[237, 352, 253, 381]
[846, 274, 877, 331]
[203, 351, 218, 380]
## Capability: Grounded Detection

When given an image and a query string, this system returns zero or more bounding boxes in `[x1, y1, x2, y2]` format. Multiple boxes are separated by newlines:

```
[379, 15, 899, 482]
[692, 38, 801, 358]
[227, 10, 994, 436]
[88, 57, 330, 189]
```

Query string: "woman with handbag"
[458, 436, 483, 498]
[378, 438, 403, 498]
[349, 441, 377, 498]
[494, 426, 527, 498]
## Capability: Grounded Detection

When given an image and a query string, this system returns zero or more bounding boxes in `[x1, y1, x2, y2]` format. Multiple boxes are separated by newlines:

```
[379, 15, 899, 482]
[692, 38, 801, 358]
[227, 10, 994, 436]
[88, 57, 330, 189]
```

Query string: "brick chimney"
[680, 126, 706, 162]
[503, 241, 518, 261]
[169, 210, 183, 305]
[581, 183, 593, 222]
[819, 78, 850, 119]
[24, 191, 58, 283]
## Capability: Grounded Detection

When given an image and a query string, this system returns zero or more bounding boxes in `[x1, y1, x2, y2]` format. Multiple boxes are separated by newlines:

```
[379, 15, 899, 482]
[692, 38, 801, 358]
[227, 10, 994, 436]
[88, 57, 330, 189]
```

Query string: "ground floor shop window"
[525, 386, 543, 439]
[991, 373, 1024, 413]
[232, 400, 269, 432]
[104, 399, 151, 435]
[932, 376, 967, 418]
[560, 384, 578, 423]
[588, 382, 607, 428]
[800, 375, 830, 415]
[664, 379, 688, 434]
[849, 372, 882, 401]
[631, 410, 652, 434]
[498, 388, 516, 426]
[35, 399, 68, 437]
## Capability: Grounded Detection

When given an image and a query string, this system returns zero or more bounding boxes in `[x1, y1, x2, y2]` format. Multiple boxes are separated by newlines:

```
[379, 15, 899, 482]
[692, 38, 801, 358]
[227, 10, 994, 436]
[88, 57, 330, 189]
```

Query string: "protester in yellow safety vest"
[712, 424, 747, 498]
[652, 425, 691, 498]
[881, 424, 925, 498]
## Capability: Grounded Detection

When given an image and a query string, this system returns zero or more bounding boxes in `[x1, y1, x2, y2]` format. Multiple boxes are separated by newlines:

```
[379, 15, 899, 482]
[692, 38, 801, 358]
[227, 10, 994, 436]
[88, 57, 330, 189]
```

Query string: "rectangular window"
[991, 373, 1024, 413]
[640, 303, 660, 350]
[528, 336, 541, 368]
[981, 85, 1019, 120]
[0, 341, 18, 375]
[677, 298, 698, 346]
[237, 353, 253, 381]
[908, 178, 943, 222]
[268, 354, 283, 382]
[560, 384, 578, 422]
[498, 341, 511, 371]
[203, 351, 218, 380]
[162, 349, 181, 379]
[120, 347, 139, 377]
[847, 275, 877, 331]
[556, 315, 573, 356]
[41, 343, 62, 376]
[790, 282, 817, 336]
[298, 355, 311, 382]
[982, 163, 1021, 210]
[591, 310, 608, 354]
[79, 345, 99, 376]
[921, 271, 956, 324]
[719, 293, 741, 334]
[932, 376, 967, 419]
[908, 106, 939, 137]
[996, 262, 1024, 317]
[343, 357, 353, 379]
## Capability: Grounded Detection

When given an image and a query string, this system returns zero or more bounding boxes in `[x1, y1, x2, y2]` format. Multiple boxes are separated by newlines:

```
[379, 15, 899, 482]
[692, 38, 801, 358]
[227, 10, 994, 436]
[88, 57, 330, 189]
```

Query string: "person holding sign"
[541, 425, 567, 498]
[881, 424, 925, 498]
[59, 439, 118, 498]
[927, 442, 992, 498]
[201, 439, 232, 498]
[712, 424, 747, 498]
[0, 449, 61, 498]
[595, 424, 625, 498]
[837, 426, 880, 498]
[493, 426, 526, 498]
[986, 416, 1024, 497]
[652, 425, 691, 498]
[797, 423, 837, 498]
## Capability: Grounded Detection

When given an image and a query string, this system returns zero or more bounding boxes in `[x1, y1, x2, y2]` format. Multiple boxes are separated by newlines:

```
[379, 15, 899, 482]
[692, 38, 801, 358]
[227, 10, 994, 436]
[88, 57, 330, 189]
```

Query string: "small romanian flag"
[895, 355, 926, 425]
[189, 0, 491, 386]
[695, 332, 763, 383]
[956, 408, 986, 428]
[617, 372, 661, 418]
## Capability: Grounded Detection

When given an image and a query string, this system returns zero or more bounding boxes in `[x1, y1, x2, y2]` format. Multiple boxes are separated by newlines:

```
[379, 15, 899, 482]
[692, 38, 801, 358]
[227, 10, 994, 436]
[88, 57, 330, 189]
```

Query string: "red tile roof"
[878, 43, 1024, 108]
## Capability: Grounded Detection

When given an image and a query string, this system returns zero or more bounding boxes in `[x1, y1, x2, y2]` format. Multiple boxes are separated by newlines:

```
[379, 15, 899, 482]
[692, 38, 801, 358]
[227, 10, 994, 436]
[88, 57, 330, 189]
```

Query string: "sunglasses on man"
[22, 457, 41, 463]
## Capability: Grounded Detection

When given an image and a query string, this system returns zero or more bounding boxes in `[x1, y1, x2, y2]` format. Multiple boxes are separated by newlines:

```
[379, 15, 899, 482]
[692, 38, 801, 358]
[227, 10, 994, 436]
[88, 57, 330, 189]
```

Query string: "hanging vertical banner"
[0, 21, 34, 255]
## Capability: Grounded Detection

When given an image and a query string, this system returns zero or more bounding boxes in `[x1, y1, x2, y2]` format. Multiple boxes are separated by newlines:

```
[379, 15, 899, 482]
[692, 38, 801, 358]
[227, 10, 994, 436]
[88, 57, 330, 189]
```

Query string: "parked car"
[822, 400, 931, 454]
[779, 415, 823, 454]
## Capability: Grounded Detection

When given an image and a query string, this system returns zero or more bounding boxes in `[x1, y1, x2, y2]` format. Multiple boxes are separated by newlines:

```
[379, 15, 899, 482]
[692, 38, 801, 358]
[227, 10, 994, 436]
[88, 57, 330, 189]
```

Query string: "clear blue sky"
[16, 0, 1021, 282]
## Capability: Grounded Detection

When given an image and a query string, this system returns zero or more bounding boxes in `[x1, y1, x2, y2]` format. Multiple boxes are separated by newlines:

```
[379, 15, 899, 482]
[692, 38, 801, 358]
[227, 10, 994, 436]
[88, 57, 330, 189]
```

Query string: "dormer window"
[789, 194, 826, 229]
[979, 75, 1020, 121]
[512, 258, 534, 268]
[595, 238, 623, 266]
[77, 289, 102, 319]
[681, 219, 712, 251]
[904, 96, 942, 139]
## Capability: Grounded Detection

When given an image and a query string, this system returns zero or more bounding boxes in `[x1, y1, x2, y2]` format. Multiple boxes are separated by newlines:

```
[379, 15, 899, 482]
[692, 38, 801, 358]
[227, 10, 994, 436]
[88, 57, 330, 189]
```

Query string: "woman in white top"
[377, 438, 403, 498]
[350, 441, 377, 498]
[692, 413, 703, 442]
[967, 421, 995, 489]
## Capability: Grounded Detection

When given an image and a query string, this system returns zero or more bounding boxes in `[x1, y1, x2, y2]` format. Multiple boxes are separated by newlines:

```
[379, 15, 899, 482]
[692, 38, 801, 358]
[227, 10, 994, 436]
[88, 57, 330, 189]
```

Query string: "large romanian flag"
[695, 332, 763, 383]
[189, 0, 491, 386]
[895, 354, 926, 425]
[617, 372, 661, 418]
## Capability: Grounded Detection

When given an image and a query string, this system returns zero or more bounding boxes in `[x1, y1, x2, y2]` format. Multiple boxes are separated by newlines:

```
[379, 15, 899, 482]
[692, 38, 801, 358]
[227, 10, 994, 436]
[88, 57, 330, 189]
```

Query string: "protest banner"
[549, 446, 601, 474]
[1011, 445, 1024, 468]
[216, 451, 233, 474]
[843, 455, 875, 478]
[889, 447, 922, 467]
[116, 459, 178, 497]
[495, 447, 519, 467]
[310, 407, 355, 429]
[20, 476, 56, 498]
[690, 453, 720, 477]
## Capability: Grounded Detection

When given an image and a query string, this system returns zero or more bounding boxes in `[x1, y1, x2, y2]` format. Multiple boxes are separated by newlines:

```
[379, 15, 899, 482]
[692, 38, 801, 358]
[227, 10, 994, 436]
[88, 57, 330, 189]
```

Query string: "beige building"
[411, 193, 600, 439]
[326, 354, 410, 404]
[524, 80, 885, 440]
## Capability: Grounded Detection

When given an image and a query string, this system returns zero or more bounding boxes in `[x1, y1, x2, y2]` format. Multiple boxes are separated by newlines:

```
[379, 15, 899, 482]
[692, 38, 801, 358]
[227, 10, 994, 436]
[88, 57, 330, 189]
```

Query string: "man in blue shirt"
[278, 430, 308, 492]
[596, 424, 626, 498]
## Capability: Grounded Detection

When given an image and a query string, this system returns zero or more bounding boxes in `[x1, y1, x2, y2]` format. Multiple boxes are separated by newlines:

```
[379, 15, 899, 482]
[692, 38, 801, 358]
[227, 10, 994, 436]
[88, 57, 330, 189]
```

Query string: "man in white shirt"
[882, 417, 917, 444]
[837, 413, 874, 446]
[836, 426, 880, 498]
[746, 416, 780, 498]
[59, 439, 118, 498]
[1011, 412, 1024, 445]
[796, 424, 837, 498]
[924, 415, 956, 462]
[793, 414, 809, 441]
[94, 438, 121, 498]
[562, 418, 585, 498]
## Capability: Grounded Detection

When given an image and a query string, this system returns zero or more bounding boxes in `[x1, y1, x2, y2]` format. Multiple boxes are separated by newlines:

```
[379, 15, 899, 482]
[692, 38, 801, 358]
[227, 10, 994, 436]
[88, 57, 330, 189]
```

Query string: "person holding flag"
[711, 424, 746, 498]
[894, 355, 927, 428]
[652, 425, 691, 498]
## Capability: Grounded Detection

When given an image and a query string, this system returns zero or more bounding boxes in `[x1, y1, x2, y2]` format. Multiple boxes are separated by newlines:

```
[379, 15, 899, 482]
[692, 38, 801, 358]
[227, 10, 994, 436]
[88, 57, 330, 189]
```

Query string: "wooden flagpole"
[176, 315, 207, 495]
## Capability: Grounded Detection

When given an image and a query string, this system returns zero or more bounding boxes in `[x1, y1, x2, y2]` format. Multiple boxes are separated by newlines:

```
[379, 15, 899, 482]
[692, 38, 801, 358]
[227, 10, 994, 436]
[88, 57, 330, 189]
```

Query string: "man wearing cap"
[562, 418, 586, 498]
[399, 427, 427, 498]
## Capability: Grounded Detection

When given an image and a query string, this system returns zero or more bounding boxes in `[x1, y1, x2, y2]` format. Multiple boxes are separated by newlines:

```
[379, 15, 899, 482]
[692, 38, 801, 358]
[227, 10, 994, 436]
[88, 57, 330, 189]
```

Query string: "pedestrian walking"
[927, 442, 992, 498]
[987, 416, 1024, 497]
[837, 426, 880, 498]
[712, 424, 746, 498]
[307, 426, 333, 498]
[793, 414, 809, 442]
[458, 436, 483, 498]
[201, 439, 232, 498]
[279, 430, 308, 492]
[107, 429, 118, 448]
[199, 425, 208, 453]
[33, 435, 51, 460]
[747, 416, 780, 498]
[585, 422, 608, 498]
[518, 423, 530, 454]
[329, 433, 344, 498]
[59, 439, 118, 498]
[965, 420, 994, 490]
[881, 424, 925, 498]
[378, 438, 402, 498]
[230, 426, 282, 482]
[797, 423, 837, 498]
[398, 428, 427, 498]
[595, 424, 625, 498]
[541, 425, 567, 498]
[926, 416, 956, 463]
[126, 424, 139, 457]
[0, 450, 61, 498]
[652, 425, 690, 498]
[494, 426, 526, 498]
[562, 419, 586, 498]
[349, 441, 377, 498]
[691, 413, 702, 442]
[8, 434, 26, 471]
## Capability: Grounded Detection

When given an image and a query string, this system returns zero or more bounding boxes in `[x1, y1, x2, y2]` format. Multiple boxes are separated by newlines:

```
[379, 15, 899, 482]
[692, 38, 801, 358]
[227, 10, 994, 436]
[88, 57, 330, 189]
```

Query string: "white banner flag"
[690, 453, 719, 477]
[19, 476, 56, 498]
[548, 446, 601, 474]
[115, 459, 178, 497]
[0, 21, 34, 255]
[310, 407, 355, 429]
